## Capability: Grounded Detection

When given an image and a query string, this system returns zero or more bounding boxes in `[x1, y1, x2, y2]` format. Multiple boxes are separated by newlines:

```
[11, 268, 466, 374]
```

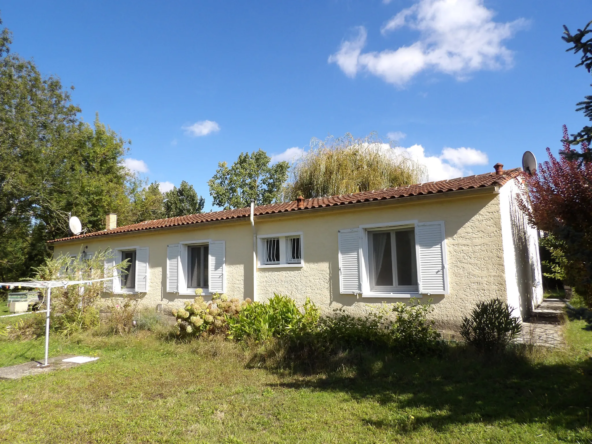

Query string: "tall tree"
[0, 16, 139, 281]
[208, 150, 289, 209]
[164, 181, 205, 217]
[562, 21, 592, 160]
[285, 133, 425, 201]
[518, 126, 592, 308]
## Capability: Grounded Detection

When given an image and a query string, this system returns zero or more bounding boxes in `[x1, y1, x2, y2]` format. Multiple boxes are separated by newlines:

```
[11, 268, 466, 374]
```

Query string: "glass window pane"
[395, 230, 416, 286]
[288, 237, 301, 263]
[121, 251, 136, 289]
[266, 238, 280, 263]
[189, 246, 208, 288]
[372, 232, 393, 287]
[189, 246, 199, 288]
[203, 245, 209, 288]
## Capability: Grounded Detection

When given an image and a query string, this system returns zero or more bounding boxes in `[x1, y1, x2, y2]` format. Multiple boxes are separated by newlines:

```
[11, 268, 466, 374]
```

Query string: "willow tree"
[285, 133, 425, 201]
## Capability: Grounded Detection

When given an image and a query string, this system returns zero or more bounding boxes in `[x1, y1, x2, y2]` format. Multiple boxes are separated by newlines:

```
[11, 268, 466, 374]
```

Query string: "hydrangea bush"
[172, 292, 252, 337]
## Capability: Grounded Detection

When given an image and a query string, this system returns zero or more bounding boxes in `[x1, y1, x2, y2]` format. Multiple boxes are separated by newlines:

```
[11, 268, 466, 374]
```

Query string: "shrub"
[0, 314, 45, 341]
[105, 298, 139, 335]
[227, 294, 319, 342]
[31, 249, 127, 336]
[173, 294, 252, 338]
[276, 299, 441, 370]
[460, 299, 522, 353]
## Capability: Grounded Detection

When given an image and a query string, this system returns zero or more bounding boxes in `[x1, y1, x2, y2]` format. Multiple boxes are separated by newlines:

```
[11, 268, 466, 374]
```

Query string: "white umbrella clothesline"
[0, 278, 112, 367]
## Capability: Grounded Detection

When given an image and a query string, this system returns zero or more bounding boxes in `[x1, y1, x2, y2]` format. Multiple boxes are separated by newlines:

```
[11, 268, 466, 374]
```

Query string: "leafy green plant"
[276, 299, 441, 371]
[27, 249, 125, 337]
[227, 294, 319, 342]
[460, 299, 522, 353]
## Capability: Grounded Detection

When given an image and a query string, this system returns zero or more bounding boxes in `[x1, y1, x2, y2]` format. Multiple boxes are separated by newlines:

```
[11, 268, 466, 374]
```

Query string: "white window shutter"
[416, 221, 448, 295]
[104, 257, 115, 292]
[338, 228, 361, 294]
[135, 247, 149, 293]
[167, 244, 180, 293]
[113, 250, 122, 293]
[209, 240, 225, 293]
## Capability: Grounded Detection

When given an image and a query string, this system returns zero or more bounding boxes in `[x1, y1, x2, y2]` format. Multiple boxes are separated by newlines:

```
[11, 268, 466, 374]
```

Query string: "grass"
[544, 288, 566, 299]
[0, 314, 591, 443]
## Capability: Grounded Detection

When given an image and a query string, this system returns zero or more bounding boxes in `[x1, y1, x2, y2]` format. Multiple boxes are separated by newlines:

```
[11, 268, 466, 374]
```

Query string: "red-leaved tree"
[518, 126, 592, 307]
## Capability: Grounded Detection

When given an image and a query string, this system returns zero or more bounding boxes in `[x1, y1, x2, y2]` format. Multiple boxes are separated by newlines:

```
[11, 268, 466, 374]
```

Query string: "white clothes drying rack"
[0, 278, 111, 367]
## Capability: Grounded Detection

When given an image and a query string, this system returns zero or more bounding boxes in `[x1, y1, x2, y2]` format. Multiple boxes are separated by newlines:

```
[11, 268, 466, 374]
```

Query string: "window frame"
[178, 239, 212, 296]
[113, 246, 141, 294]
[186, 243, 209, 293]
[257, 232, 304, 269]
[359, 220, 422, 298]
[120, 249, 137, 290]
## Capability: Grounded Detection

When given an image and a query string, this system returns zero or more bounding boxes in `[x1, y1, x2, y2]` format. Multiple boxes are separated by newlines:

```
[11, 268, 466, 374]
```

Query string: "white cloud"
[122, 158, 149, 174]
[183, 120, 220, 137]
[394, 144, 488, 181]
[370, 142, 488, 181]
[329, 0, 526, 86]
[158, 181, 175, 193]
[328, 27, 367, 77]
[387, 131, 407, 141]
[440, 146, 488, 166]
[270, 147, 306, 164]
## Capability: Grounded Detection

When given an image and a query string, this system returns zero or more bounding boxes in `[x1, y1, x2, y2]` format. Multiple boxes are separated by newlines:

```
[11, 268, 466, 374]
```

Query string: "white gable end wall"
[499, 179, 544, 320]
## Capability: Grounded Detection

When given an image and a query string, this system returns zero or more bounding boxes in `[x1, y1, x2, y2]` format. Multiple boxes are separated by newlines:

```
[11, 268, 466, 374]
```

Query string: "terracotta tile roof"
[49, 168, 521, 243]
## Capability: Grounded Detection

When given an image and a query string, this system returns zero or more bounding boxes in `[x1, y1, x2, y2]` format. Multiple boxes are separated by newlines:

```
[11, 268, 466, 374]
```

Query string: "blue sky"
[3, 1, 591, 210]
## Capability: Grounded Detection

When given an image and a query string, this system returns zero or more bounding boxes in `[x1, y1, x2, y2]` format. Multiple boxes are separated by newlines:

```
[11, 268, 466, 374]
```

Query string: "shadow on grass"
[264, 344, 592, 438]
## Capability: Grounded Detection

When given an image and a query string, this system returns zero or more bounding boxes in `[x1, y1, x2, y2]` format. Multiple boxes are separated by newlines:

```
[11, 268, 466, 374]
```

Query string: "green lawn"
[0, 314, 591, 443]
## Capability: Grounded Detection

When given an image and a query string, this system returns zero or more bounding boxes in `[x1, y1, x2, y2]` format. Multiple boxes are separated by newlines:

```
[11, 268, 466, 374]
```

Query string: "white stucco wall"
[500, 179, 544, 320]
[53, 187, 528, 328]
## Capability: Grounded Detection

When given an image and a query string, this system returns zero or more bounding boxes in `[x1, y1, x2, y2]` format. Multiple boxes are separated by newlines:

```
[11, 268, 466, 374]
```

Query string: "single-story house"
[49, 164, 543, 329]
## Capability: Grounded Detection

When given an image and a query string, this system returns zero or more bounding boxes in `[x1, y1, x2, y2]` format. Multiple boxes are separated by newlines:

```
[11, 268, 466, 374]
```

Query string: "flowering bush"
[173, 293, 252, 338]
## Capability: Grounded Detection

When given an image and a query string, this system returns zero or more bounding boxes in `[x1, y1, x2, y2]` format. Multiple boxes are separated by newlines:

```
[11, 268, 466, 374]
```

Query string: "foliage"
[280, 300, 441, 369]
[539, 234, 569, 282]
[0, 16, 166, 282]
[173, 293, 252, 337]
[460, 299, 522, 353]
[563, 21, 592, 154]
[31, 249, 125, 337]
[0, 314, 45, 341]
[163, 180, 205, 217]
[518, 126, 592, 307]
[208, 149, 289, 209]
[105, 298, 139, 335]
[285, 133, 425, 200]
[227, 294, 320, 342]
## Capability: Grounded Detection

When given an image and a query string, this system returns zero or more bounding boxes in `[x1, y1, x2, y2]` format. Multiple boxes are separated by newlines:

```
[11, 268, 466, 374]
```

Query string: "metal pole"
[43, 287, 51, 367]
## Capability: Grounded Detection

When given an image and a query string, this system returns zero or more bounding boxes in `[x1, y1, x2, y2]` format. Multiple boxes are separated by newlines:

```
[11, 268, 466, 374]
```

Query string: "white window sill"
[114, 290, 138, 295]
[361, 292, 421, 299]
[179, 290, 212, 296]
[258, 263, 303, 269]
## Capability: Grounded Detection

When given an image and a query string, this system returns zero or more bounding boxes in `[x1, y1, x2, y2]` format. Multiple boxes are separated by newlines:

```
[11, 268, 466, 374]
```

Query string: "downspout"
[251, 199, 257, 302]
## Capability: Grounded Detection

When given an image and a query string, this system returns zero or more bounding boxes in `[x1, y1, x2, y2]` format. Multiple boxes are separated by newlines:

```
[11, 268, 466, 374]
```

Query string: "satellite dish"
[522, 151, 537, 175]
[69, 216, 82, 235]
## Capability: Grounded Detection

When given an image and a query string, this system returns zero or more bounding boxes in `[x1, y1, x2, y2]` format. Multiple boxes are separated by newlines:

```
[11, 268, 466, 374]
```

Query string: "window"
[368, 228, 417, 292]
[258, 233, 303, 267]
[188, 245, 209, 289]
[265, 238, 280, 264]
[287, 236, 301, 264]
[120, 250, 136, 289]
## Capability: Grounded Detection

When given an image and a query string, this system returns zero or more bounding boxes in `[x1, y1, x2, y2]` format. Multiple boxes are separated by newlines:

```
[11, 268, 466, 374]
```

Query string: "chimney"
[494, 163, 504, 176]
[106, 213, 117, 230]
[296, 196, 305, 209]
